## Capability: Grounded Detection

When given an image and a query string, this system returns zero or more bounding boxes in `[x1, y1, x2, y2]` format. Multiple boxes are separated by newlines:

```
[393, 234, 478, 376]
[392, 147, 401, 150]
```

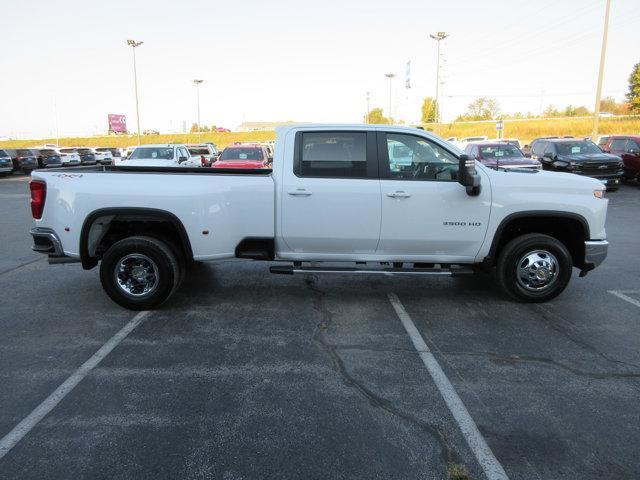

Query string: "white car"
[51, 148, 81, 167]
[85, 147, 113, 165]
[120, 144, 199, 167]
[30, 124, 609, 310]
[187, 144, 217, 166]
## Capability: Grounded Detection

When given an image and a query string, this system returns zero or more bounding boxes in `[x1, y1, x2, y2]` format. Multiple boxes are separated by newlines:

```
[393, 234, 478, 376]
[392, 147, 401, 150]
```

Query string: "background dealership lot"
[1, 173, 639, 479]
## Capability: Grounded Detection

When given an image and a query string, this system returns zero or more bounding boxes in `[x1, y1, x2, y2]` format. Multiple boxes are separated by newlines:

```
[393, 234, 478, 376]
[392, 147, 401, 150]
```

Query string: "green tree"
[574, 106, 590, 116]
[190, 123, 199, 133]
[366, 108, 392, 124]
[543, 105, 560, 117]
[421, 97, 438, 123]
[626, 62, 640, 113]
[459, 97, 500, 121]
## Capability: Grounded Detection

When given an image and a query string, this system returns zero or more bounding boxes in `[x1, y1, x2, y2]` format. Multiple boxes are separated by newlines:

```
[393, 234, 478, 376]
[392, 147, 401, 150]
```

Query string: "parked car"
[87, 147, 113, 165]
[51, 148, 81, 167]
[60, 147, 96, 165]
[4, 148, 39, 173]
[464, 142, 540, 170]
[602, 135, 640, 182]
[487, 138, 521, 149]
[0, 149, 13, 176]
[522, 137, 560, 157]
[33, 148, 63, 168]
[187, 144, 217, 166]
[143, 129, 160, 135]
[30, 124, 609, 309]
[120, 144, 199, 167]
[95, 147, 123, 165]
[213, 143, 271, 169]
[531, 138, 623, 190]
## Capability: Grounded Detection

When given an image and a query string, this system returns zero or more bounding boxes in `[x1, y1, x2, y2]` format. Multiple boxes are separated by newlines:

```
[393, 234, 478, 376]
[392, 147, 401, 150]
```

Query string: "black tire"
[496, 233, 573, 303]
[100, 236, 181, 310]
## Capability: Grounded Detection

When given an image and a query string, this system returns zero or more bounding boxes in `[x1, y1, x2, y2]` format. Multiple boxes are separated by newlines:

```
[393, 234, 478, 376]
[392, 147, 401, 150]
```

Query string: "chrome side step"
[269, 265, 474, 277]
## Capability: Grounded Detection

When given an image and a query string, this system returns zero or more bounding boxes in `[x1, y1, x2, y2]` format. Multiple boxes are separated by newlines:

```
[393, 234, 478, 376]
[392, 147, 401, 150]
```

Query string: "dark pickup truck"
[602, 135, 640, 182]
[530, 138, 623, 190]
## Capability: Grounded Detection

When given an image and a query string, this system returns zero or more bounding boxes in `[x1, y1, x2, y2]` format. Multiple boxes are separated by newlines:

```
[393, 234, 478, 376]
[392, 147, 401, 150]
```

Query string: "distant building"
[238, 121, 307, 132]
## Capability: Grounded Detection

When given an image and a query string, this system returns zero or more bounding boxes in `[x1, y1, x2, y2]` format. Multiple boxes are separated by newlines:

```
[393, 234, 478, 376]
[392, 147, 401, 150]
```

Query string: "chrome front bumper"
[584, 240, 608, 270]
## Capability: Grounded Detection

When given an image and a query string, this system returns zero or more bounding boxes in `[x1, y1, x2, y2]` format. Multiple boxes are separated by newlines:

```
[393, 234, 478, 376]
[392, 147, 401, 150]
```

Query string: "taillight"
[30, 180, 46, 219]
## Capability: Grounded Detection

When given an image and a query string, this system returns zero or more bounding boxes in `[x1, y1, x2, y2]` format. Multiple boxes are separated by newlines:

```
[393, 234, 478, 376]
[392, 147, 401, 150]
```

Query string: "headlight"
[594, 189, 605, 199]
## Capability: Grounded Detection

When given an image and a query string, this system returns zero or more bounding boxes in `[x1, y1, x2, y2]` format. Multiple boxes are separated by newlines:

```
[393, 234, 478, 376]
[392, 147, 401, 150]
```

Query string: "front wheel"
[496, 233, 573, 302]
[100, 236, 181, 310]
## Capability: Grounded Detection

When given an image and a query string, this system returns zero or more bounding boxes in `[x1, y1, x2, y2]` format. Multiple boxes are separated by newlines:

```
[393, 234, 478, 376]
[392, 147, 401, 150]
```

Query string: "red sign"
[108, 114, 127, 134]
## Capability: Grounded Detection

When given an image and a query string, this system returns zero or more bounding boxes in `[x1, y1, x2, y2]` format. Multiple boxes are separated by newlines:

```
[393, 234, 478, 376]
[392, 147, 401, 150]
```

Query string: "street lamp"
[126, 39, 144, 145]
[384, 73, 396, 122]
[193, 79, 204, 136]
[429, 31, 449, 124]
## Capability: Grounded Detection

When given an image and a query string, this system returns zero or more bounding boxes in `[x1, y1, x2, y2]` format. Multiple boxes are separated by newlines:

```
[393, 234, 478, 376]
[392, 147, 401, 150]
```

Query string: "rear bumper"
[581, 240, 608, 275]
[30, 227, 64, 257]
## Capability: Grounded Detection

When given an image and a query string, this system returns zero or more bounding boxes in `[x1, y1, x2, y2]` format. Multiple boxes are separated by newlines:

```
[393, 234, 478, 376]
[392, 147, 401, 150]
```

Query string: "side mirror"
[178, 156, 188, 163]
[458, 154, 481, 196]
[543, 152, 554, 160]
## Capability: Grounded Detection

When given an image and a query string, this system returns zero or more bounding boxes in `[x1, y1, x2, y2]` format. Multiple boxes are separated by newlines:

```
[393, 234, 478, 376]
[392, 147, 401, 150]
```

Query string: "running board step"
[269, 265, 474, 277]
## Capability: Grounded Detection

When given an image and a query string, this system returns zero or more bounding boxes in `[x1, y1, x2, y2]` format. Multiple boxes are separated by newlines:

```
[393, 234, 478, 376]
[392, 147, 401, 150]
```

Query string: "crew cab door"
[376, 131, 490, 260]
[280, 130, 381, 255]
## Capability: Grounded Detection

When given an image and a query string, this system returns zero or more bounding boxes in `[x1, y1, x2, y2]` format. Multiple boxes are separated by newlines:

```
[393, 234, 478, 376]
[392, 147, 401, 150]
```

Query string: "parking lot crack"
[443, 350, 640, 380]
[303, 277, 461, 471]
[533, 304, 640, 370]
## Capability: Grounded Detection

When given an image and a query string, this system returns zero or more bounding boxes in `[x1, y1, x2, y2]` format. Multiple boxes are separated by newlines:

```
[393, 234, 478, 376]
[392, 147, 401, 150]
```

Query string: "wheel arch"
[484, 211, 590, 269]
[80, 207, 194, 270]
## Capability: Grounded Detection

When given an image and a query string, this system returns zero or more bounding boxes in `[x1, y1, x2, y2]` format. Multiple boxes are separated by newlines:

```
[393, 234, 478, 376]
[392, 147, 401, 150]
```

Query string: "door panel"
[376, 131, 490, 259]
[280, 130, 381, 255]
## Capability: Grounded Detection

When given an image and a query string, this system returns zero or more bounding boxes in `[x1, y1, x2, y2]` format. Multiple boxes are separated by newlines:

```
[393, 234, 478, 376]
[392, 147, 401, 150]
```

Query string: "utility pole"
[127, 39, 144, 145]
[365, 91, 370, 123]
[430, 32, 449, 124]
[592, 0, 612, 141]
[53, 97, 59, 147]
[384, 73, 396, 122]
[193, 79, 204, 136]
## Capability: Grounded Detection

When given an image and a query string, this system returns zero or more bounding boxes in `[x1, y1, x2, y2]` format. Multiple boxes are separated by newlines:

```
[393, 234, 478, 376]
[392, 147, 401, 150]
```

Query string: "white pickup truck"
[29, 124, 609, 310]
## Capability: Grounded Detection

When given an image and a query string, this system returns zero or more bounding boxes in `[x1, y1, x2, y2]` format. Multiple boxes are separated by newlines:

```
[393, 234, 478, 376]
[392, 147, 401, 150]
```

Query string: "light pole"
[193, 79, 204, 136]
[592, 0, 611, 141]
[429, 32, 449, 124]
[126, 39, 143, 145]
[385, 73, 396, 122]
[365, 91, 370, 123]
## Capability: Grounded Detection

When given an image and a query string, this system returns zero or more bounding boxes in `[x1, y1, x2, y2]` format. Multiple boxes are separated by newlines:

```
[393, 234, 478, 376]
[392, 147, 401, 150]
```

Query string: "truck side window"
[610, 139, 626, 151]
[384, 133, 458, 181]
[298, 132, 367, 178]
[543, 143, 555, 155]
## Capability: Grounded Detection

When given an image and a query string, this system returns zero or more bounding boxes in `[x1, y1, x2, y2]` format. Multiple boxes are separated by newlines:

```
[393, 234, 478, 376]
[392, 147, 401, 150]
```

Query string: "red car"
[212, 143, 271, 169]
[464, 142, 541, 170]
[602, 135, 640, 181]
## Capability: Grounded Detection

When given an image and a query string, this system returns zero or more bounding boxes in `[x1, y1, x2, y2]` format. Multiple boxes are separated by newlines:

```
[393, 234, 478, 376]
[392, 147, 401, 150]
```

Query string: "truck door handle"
[288, 188, 313, 196]
[386, 191, 411, 198]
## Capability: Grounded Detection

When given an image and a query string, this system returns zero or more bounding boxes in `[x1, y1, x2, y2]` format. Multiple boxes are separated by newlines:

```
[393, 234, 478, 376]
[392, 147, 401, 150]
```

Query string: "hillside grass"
[3, 116, 638, 149]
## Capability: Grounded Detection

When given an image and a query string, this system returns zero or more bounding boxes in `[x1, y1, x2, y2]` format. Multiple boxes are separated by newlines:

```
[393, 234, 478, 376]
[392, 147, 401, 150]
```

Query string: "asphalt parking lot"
[1, 173, 639, 480]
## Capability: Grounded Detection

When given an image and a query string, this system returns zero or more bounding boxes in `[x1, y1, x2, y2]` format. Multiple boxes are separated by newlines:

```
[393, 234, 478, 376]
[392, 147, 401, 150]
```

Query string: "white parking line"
[608, 290, 640, 308]
[387, 293, 509, 480]
[0, 310, 151, 460]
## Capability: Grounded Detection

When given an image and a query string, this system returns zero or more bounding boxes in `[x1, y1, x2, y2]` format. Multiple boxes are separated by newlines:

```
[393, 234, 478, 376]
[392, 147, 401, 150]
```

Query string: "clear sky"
[1, 0, 638, 138]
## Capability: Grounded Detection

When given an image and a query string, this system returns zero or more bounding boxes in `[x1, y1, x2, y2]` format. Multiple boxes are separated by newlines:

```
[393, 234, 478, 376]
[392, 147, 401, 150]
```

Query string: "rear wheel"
[100, 236, 181, 310]
[497, 233, 572, 302]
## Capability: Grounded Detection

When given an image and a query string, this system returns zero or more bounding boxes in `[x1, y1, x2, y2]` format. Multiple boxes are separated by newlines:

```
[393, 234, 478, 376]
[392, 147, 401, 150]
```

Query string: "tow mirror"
[543, 152, 554, 159]
[458, 154, 481, 196]
[178, 156, 188, 163]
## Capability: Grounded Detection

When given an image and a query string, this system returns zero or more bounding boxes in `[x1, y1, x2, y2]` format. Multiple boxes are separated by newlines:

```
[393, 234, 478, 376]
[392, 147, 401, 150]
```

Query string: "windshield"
[77, 148, 92, 154]
[40, 149, 57, 155]
[17, 149, 33, 156]
[556, 141, 601, 156]
[60, 148, 76, 153]
[479, 145, 523, 159]
[0, 150, 7, 157]
[188, 148, 210, 155]
[220, 147, 263, 161]
[128, 147, 174, 160]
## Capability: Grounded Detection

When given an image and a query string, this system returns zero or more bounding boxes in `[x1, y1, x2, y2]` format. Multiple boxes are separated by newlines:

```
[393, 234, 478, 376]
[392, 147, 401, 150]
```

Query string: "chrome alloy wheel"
[516, 250, 559, 292]
[114, 253, 159, 297]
